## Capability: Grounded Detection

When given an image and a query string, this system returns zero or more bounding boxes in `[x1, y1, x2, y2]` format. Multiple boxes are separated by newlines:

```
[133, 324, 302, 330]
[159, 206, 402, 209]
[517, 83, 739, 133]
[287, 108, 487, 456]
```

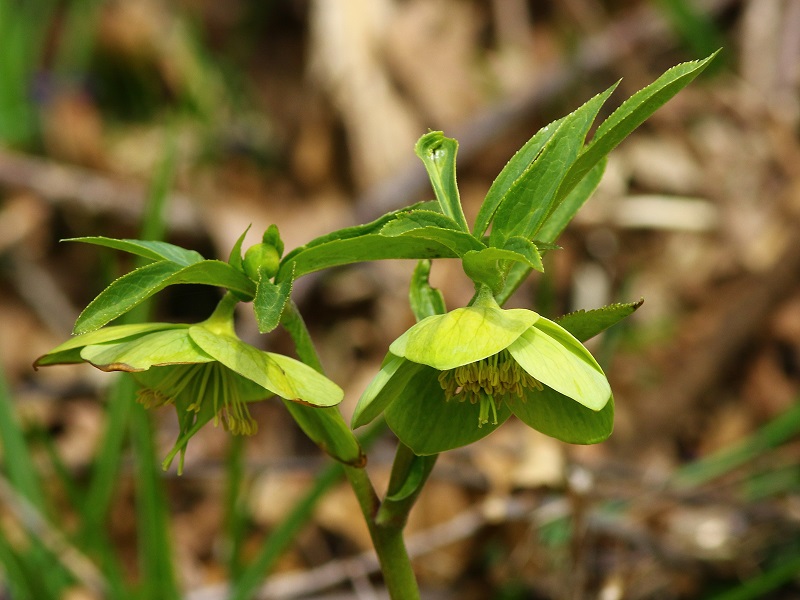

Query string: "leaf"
[74, 260, 256, 334]
[67, 237, 204, 266]
[409, 260, 445, 321]
[388, 225, 485, 257]
[554, 52, 718, 207]
[556, 299, 643, 342]
[511, 388, 614, 444]
[280, 200, 435, 265]
[385, 454, 432, 501]
[489, 84, 617, 247]
[380, 209, 484, 257]
[227, 225, 251, 271]
[414, 132, 469, 231]
[262, 223, 284, 257]
[462, 245, 542, 294]
[253, 276, 293, 334]
[472, 115, 566, 238]
[283, 402, 365, 466]
[537, 158, 606, 244]
[276, 234, 459, 281]
[502, 236, 544, 271]
[384, 365, 512, 455]
[379, 209, 463, 235]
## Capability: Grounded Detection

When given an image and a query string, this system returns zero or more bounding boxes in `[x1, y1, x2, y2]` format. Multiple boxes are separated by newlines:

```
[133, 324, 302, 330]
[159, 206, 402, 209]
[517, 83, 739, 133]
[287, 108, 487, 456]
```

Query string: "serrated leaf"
[380, 209, 485, 256]
[537, 158, 606, 244]
[276, 234, 459, 281]
[74, 260, 256, 334]
[415, 132, 469, 231]
[227, 225, 251, 271]
[280, 201, 436, 265]
[67, 237, 204, 266]
[462, 246, 542, 293]
[502, 236, 544, 272]
[253, 276, 292, 333]
[554, 52, 718, 207]
[409, 260, 445, 321]
[379, 210, 463, 235]
[489, 84, 617, 247]
[473, 115, 566, 238]
[556, 300, 644, 342]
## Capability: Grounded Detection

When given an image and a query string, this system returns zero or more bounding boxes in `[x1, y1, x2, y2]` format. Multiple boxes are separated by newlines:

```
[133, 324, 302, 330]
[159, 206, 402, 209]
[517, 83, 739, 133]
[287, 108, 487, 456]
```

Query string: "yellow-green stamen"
[137, 363, 257, 435]
[437, 349, 542, 426]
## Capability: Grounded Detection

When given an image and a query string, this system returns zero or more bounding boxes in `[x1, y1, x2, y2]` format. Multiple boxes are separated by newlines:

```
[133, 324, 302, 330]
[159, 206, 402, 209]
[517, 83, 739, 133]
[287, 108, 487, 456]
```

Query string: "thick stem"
[281, 300, 421, 598]
[343, 466, 421, 600]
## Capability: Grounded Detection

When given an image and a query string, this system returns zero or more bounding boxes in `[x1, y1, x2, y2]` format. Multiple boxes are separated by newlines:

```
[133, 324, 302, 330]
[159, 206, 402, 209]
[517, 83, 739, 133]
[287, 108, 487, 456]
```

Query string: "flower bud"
[243, 243, 280, 280]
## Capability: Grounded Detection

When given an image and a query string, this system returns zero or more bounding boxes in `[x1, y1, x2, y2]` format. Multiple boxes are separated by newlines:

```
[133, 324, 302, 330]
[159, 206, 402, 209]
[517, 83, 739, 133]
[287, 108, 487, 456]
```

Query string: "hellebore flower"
[352, 287, 613, 455]
[35, 294, 343, 472]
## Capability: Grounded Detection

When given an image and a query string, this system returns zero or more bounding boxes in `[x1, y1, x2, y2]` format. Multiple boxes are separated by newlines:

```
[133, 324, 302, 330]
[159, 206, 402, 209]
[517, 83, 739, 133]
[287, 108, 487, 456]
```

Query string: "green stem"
[280, 300, 421, 599]
[343, 466, 421, 600]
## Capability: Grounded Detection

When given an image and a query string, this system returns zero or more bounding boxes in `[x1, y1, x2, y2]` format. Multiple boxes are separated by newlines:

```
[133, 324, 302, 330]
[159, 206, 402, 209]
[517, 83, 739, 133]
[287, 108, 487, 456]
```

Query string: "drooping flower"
[352, 287, 613, 455]
[35, 294, 343, 472]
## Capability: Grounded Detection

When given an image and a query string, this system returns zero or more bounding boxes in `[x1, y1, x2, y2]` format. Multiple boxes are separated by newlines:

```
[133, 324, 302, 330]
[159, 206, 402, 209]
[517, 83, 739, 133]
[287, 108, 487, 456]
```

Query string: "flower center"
[437, 349, 542, 427]
[136, 363, 257, 436]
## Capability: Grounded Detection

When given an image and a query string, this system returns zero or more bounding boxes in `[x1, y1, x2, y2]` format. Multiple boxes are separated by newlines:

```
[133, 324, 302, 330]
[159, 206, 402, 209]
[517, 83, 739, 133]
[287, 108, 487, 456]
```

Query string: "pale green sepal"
[189, 327, 342, 407]
[512, 387, 614, 444]
[283, 402, 365, 466]
[34, 323, 184, 367]
[67, 237, 204, 266]
[267, 353, 343, 407]
[351, 354, 423, 428]
[508, 319, 610, 411]
[80, 329, 213, 371]
[391, 306, 538, 370]
[384, 366, 512, 455]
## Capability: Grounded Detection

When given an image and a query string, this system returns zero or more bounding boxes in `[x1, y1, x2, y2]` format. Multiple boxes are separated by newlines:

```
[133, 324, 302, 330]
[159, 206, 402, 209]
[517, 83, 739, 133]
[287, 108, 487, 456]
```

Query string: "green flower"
[35, 294, 343, 472]
[352, 288, 612, 455]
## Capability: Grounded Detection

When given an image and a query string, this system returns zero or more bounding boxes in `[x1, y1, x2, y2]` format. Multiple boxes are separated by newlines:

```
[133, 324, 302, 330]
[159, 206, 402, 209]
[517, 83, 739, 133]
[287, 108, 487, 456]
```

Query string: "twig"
[0, 149, 201, 233]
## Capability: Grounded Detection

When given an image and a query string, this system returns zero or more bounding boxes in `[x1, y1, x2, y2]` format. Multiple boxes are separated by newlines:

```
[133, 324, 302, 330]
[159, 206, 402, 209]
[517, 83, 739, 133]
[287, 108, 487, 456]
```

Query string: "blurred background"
[1, 0, 800, 598]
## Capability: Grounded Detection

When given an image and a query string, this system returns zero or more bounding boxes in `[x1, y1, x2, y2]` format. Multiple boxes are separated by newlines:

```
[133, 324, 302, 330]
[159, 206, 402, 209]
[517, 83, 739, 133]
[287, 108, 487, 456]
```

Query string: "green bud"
[243, 243, 280, 281]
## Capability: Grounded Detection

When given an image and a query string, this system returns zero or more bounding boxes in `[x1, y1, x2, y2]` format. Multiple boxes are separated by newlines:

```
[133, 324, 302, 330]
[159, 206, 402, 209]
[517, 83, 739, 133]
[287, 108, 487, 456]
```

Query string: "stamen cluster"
[437, 349, 542, 427]
[137, 363, 257, 435]
[437, 349, 542, 405]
